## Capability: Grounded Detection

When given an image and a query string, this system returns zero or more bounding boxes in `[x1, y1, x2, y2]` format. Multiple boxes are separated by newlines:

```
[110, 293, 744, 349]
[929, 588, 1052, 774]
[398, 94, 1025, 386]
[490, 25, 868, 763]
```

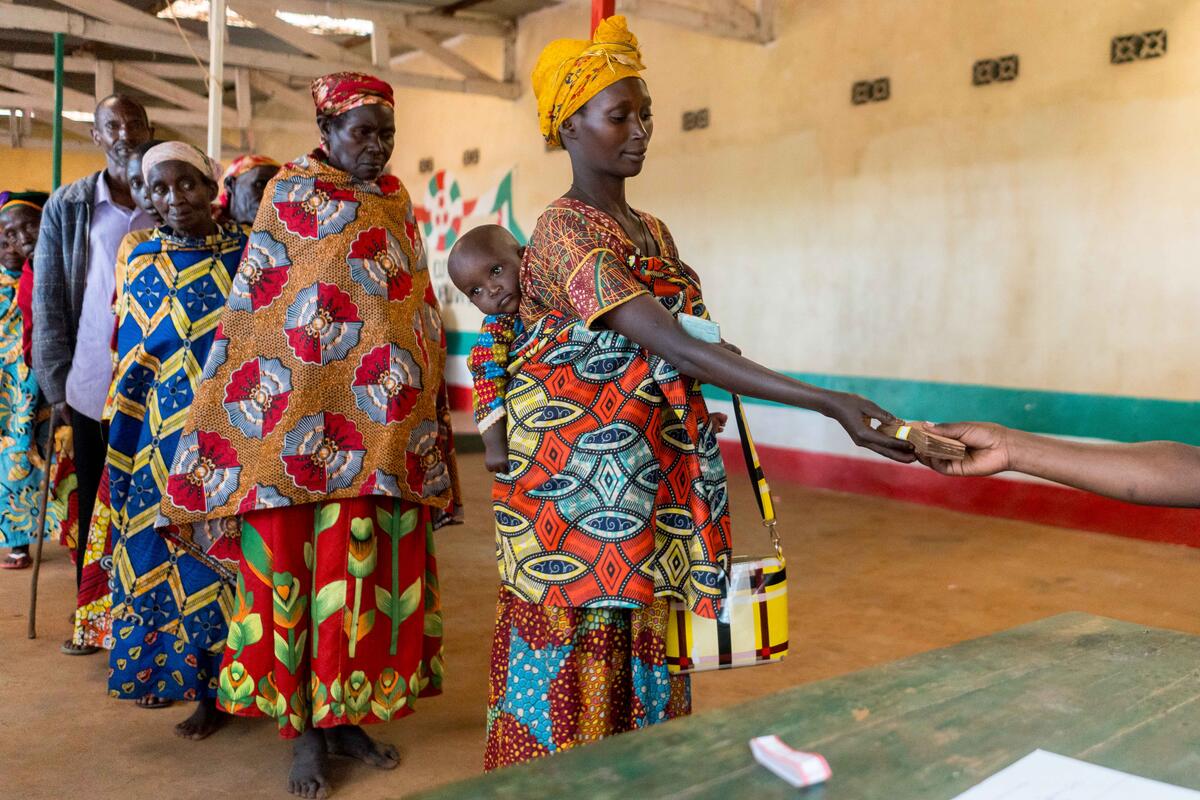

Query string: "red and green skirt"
[217, 495, 444, 738]
[484, 588, 691, 770]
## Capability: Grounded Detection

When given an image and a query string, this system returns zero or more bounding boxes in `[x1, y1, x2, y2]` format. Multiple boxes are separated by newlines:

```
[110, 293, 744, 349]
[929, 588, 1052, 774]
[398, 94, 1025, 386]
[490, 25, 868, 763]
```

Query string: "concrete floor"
[2, 451, 1198, 799]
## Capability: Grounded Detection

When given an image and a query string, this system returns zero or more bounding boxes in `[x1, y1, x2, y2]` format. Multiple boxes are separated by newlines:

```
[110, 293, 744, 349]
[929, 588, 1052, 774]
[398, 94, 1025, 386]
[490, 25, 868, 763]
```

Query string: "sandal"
[61, 639, 101, 656]
[1, 552, 31, 570]
[136, 695, 173, 710]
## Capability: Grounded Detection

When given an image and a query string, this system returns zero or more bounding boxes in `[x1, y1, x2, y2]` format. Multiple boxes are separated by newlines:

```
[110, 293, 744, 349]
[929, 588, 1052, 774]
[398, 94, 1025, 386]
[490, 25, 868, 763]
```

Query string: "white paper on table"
[951, 750, 1200, 800]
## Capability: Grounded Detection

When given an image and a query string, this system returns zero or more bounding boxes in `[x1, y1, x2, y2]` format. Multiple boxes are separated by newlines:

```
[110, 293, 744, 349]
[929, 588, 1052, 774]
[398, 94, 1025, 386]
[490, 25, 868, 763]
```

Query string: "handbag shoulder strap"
[731, 394, 784, 559]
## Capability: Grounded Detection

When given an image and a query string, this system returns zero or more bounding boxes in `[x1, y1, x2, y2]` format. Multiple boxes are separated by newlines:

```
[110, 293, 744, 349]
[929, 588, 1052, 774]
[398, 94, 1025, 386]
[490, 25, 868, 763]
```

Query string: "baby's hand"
[710, 412, 728, 433]
[481, 424, 510, 473]
[484, 447, 510, 473]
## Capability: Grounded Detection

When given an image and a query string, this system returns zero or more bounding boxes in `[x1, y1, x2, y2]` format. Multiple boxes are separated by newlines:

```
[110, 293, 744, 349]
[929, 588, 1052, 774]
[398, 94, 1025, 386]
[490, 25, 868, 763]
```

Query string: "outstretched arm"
[600, 294, 914, 462]
[922, 421, 1200, 507]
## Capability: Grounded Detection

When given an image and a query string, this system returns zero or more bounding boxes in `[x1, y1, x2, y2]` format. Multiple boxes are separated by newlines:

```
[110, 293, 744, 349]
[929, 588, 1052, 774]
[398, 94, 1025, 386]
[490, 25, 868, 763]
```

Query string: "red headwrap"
[215, 154, 281, 216]
[310, 72, 395, 117]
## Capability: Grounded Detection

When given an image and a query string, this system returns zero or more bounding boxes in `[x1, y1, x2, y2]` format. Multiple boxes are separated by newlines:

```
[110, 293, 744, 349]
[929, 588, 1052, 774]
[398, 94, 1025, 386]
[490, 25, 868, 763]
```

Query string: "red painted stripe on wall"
[720, 442, 1200, 549]
[448, 384, 473, 411]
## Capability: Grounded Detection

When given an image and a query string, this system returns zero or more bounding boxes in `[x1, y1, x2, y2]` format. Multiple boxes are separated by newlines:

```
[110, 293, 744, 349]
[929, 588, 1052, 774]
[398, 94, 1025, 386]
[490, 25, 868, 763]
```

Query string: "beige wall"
[5, 0, 1195, 401]
[0, 146, 107, 192]
[373, 0, 1200, 401]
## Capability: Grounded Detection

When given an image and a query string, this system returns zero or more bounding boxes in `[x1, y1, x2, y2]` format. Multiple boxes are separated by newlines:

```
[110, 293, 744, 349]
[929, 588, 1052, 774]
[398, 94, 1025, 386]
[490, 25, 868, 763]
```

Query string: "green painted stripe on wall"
[445, 331, 1200, 445]
[447, 330, 474, 355]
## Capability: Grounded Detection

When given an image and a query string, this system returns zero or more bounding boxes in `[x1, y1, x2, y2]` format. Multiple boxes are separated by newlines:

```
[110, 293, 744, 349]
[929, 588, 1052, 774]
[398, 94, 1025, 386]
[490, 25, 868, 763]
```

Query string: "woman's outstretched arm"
[601, 294, 915, 462]
[919, 421, 1200, 507]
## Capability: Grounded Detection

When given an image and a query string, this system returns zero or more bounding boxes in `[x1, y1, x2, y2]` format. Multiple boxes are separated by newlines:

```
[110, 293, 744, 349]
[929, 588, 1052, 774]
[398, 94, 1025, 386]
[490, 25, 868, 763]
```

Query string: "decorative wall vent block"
[973, 54, 1019, 85]
[418, 158, 434, 174]
[462, 148, 480, 166]
[1141, 29, 1168, 58]
[682, 108, 710, 131]
[1112, 30, 1167, 63]
[852, 78, 889, 105]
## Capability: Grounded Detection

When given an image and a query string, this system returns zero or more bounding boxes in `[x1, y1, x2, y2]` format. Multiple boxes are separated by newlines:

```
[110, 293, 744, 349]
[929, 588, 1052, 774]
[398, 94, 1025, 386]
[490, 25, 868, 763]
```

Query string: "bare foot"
[174, 698, 226, 740]
[289, 728, 329, 799]
[325, 724, 400, 769]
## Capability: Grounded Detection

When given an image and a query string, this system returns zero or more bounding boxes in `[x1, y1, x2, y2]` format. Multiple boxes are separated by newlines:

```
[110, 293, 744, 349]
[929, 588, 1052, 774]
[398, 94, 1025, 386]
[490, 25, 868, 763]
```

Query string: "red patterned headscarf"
[215, 154, 281, 216]
[310, 72, 395, 118]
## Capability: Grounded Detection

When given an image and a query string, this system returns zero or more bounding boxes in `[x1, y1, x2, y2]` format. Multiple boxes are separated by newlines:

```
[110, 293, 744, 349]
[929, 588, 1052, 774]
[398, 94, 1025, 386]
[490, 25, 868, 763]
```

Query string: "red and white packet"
[749, 735, 832, 788]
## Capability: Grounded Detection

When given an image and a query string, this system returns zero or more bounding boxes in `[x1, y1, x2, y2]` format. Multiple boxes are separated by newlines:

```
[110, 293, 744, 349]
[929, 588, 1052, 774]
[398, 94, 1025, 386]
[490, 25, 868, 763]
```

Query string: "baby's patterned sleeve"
[468, 314, 521, 433]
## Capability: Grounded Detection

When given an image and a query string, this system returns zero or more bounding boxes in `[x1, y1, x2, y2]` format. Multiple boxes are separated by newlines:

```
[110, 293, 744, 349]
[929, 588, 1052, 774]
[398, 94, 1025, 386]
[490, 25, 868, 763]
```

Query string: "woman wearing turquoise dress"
[105, 142, 245, 740]
[0, 192, 55, 570]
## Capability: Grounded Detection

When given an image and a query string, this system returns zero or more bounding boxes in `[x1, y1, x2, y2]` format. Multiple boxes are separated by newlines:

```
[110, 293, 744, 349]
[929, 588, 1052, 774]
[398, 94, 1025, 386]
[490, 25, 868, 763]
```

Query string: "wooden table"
[411, 613, 1200, 799]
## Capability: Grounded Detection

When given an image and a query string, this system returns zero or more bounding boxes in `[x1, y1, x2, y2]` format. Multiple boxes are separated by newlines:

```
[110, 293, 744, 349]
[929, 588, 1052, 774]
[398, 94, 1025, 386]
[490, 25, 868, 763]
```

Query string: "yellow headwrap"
[532, 15, 646, 148]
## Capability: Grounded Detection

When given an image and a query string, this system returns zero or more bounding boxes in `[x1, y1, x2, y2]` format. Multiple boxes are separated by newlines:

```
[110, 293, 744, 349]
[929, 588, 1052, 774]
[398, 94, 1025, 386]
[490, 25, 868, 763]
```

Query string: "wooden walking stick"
[28, 405, 60, 639]
[28, 32, 66, 639]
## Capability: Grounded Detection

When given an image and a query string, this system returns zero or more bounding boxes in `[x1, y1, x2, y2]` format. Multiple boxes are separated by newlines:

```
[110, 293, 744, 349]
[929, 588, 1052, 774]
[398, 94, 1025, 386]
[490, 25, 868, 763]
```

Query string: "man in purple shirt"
[32, 95, 155, 655]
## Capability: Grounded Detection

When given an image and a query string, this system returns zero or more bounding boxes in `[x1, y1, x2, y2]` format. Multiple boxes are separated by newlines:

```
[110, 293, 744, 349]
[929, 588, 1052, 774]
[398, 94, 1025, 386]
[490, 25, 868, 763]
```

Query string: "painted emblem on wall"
[413, 169, 527, 306]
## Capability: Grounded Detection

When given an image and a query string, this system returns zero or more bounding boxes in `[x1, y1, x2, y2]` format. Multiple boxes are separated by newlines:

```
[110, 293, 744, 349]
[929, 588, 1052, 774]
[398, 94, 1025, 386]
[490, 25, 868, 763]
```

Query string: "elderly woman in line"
[484, 17, 914, 770]
[105, 141, 246, 737]
[215, 154, 281, 226]
[0, 192, 57, 570]
[160, 72, 460, 799]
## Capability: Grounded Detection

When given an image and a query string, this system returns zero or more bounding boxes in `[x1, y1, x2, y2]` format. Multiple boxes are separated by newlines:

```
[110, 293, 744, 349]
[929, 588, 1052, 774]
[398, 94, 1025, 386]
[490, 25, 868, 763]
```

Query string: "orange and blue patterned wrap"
[310, 71, 395, 117]
[531, 16, 646, 147]
[494, 198, 732, 619]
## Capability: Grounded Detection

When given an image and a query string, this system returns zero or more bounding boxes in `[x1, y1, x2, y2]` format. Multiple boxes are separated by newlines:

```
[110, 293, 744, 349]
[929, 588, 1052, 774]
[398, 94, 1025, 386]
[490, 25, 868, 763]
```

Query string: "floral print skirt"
[217, 496, 444, 739]
[73, 467, 115, 649]
[484, 588, 691, 771]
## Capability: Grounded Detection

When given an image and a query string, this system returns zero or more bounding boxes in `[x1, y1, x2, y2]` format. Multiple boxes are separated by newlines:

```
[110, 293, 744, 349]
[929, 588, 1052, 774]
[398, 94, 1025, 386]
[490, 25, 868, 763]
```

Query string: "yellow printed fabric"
[532, 15, 646, 147]
[106, 222, 245, 701]
[106, 229, 155, 420]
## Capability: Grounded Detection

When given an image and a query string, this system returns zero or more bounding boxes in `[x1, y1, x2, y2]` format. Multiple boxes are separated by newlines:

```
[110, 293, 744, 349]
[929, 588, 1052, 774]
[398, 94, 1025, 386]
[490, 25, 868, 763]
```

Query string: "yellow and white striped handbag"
[665, 395, 788, 674]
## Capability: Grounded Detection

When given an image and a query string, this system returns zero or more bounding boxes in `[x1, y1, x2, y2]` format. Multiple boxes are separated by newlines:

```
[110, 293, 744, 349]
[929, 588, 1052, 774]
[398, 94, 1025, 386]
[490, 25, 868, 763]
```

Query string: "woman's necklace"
[570, 185, 654, 256]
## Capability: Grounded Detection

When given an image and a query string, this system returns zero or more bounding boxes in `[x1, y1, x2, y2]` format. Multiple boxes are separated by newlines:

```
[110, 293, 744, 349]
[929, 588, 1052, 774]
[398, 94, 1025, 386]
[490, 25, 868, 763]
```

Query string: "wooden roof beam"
[250, 70, 314, 109]
[273, 0, 514, 38]
[0, 65, 95, 111]
[112, 62, 210, 112]
[94, 59, 113, 103]
[387, 22, 495, 82]
[0, 55, 241, 125]
[0, 91, 244, 149]
[370, 20, 389, 68]
[0, 53, 100, 74]
[0, 5, 519, 99]
[228, 3, 368, 64]
[52, 0, 180, 36]
[0, 93, 93, 138]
